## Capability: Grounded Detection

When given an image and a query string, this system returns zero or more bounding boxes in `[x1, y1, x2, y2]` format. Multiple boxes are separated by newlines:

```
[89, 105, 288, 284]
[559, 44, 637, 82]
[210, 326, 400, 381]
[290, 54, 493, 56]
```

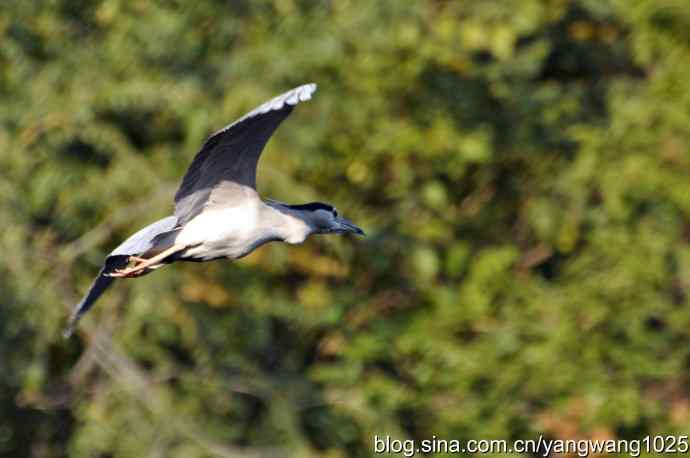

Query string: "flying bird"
[64, 83, 363, 338]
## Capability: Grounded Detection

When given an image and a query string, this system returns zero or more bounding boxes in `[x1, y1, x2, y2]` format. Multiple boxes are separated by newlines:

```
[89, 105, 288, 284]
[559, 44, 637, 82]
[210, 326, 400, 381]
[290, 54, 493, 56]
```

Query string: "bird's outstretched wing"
[173, 83, 317, 226]
[64, 216, 178, 338]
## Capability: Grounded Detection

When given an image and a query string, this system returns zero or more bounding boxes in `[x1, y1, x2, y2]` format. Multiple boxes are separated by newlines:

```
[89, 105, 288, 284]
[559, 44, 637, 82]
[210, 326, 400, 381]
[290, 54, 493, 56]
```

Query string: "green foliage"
[2, 0, 690, 456]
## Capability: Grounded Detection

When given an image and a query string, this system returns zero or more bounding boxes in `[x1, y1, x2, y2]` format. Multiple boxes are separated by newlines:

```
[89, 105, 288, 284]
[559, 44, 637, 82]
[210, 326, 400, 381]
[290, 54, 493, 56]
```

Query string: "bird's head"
[290, 202, 365, 236]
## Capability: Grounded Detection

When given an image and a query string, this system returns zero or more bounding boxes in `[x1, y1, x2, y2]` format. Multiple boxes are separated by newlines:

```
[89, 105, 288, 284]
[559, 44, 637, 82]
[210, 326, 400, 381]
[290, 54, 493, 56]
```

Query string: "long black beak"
[335, 216, 365, 236]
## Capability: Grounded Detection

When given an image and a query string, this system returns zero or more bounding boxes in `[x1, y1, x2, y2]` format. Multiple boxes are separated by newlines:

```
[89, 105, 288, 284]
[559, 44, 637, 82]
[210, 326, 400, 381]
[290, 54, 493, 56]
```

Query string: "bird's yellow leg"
[107, 244, 186, 278]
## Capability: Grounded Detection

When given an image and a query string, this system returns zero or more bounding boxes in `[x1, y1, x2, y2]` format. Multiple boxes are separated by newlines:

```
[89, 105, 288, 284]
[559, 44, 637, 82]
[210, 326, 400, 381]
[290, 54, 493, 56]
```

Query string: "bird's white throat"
[262, 203, 312, 244]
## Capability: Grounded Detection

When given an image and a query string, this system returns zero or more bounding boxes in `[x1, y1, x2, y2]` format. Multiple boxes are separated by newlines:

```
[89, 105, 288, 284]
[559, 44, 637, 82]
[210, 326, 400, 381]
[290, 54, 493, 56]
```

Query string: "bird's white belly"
[174, 205, 264, 260]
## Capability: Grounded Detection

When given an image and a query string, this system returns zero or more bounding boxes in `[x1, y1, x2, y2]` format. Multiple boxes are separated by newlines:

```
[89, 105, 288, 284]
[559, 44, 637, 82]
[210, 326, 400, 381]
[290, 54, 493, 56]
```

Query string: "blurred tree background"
[2, 0, 690, 456]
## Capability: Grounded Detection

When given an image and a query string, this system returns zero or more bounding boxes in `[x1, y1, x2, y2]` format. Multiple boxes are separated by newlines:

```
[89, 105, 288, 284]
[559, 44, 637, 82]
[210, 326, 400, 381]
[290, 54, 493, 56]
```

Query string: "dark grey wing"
[63, 258, 126, 338]
[173, 83, 317, 226]
[64, 216, 178, 338]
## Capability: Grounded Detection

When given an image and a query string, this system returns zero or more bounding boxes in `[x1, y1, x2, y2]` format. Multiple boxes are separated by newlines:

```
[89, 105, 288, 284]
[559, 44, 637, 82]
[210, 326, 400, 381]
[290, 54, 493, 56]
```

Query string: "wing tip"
[293, 82, 317, 104]
[63, 303, 84, 338]
[62, 323, 76, 339]
[270, 82, 318, 110]
[211, 83, 319, 137]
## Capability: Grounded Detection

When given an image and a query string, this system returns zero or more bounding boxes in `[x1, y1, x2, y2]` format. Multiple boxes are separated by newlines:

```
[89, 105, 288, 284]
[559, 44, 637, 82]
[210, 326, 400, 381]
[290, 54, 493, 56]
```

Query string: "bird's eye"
[333, 208, 338, 217]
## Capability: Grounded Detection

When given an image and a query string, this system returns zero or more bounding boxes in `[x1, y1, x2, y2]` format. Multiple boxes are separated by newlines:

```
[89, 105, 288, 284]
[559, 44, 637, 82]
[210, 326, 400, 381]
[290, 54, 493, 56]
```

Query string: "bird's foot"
[106, 255, 155, 277]
[106, 266, 149, 278]
[105, 244, 186, 278]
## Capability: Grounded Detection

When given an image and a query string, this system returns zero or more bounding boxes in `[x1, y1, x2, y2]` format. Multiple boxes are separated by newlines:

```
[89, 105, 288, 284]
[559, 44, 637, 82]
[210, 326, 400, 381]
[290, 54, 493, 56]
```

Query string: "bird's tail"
[63, 256, 128, 338]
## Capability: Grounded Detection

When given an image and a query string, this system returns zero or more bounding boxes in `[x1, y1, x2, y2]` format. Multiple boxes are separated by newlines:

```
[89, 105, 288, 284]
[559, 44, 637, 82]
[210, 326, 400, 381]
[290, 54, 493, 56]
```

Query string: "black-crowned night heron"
[65, 83, 363, 337]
